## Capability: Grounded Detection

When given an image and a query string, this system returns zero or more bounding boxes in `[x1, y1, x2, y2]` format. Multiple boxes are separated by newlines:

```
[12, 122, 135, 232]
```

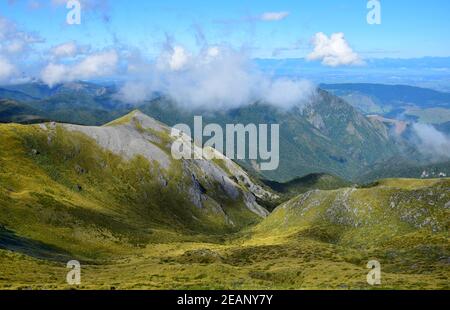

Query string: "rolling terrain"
[0, 112, 448, 289]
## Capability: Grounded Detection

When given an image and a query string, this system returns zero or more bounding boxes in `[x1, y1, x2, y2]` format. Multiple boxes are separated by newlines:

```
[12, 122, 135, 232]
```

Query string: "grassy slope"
[263, 173, 351, 198]
[248, 179, 449, 289]
[0, 123, 448, 290]
[0, 122, 259, 264]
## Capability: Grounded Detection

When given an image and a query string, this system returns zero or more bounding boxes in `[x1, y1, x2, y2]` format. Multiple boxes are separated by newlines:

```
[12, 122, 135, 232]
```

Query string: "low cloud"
[412, 123, 450, 159]
[0, 56, 16, 81]
[307, 32, 364, 67]
[260, 12, 290, 21]
[41, 50, 119, 87]
[118, 44, 316, 110]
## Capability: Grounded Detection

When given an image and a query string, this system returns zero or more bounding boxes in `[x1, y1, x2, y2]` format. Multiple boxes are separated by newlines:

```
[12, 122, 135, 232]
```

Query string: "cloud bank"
[41, 50, 119, 87]
[307, 32, 364, 67]
[412, 123, 450, 159]
[118, 44, 316, 110]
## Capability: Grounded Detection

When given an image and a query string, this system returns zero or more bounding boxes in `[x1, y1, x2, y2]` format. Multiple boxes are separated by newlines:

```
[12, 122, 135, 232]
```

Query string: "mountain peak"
[104, 109, 165, 132]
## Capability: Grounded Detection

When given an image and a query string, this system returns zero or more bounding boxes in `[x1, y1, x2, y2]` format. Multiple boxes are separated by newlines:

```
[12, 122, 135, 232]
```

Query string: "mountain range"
[0, 110, 448, 289]
[0, 81, 419, 182]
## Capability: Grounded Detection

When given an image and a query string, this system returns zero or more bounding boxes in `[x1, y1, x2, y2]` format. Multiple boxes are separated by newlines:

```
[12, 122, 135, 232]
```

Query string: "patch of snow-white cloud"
[41, 50, 119, 87]
[307, 32, 365, 67]
[118, 44, 316, 110]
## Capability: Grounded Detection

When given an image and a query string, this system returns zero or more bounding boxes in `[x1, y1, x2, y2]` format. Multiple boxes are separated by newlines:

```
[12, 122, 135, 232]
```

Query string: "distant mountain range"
[322, 83, 450, 125]
[0, 81, 448, 183]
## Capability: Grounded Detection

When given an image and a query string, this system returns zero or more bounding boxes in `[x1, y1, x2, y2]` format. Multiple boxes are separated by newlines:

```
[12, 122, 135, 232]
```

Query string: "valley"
[0, 111, 448, 290]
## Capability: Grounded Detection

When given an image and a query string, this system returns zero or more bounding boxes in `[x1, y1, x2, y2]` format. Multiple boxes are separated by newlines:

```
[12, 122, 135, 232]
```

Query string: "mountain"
[248, 178, 450, 289]
[0, 111, 447, 289]
[1, 159, 448, 289]
[138, 90, 401, 182]
[322, 83, 450, 125]
[0, 111, 278, 266]
[322, 83, 450, 110]
[0, 99, 46, 123]
[0, 82, 428, 182]
[0, 81, 132, 125]
[357, 158, 450, 183]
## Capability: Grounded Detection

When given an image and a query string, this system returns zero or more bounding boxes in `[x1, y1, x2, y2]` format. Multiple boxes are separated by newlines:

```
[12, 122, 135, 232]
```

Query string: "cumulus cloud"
[412, 123, 450, 159]
[260, 11, 290, 21]
[307, 32, 364, 67]
[118, 44, 316, 110]
[41, 50, 119, 87]
[158, 45, 190, 71]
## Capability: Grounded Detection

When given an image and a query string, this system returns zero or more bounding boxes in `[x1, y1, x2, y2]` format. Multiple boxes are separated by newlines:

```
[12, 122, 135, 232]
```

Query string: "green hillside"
[248, 178, 449, 289]
[262, 173, 351, 200]
[0, 113, 448, 290]
[0, 99, 46, 124]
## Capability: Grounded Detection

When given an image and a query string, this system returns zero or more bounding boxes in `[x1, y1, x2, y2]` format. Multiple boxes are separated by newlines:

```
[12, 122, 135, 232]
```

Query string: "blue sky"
[2, 0, 450, 59]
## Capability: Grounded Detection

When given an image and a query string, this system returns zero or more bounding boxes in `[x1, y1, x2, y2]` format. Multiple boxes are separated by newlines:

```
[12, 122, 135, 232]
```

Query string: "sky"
[1, 0, 450, 98]
[2, 0, 450, 59]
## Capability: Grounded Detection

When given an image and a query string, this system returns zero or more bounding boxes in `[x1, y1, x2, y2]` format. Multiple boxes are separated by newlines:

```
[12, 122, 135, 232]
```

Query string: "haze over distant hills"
[256, 57, 450, 92]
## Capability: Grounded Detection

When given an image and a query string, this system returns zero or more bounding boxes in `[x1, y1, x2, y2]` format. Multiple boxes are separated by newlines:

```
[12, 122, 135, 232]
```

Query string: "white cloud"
[51, 41, 79, 59]
[117, 81, 152, 104]
[41, 63, 67, 87]
[262, 78, 315, 108]
[412, 123, 450, 159]
[260, 12, 290, 21]
[307, 32, 365, 67]
[41, 50, 119, 87]
[0, 56, 16, 81]
[119, 45, 316, 110]
[167, 46, 190, 71]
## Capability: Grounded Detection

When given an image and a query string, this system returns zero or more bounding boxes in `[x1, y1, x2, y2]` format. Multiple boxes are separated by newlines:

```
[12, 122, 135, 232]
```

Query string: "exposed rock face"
[63, 119, 172, 169]
[45, 110, 272, 219]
